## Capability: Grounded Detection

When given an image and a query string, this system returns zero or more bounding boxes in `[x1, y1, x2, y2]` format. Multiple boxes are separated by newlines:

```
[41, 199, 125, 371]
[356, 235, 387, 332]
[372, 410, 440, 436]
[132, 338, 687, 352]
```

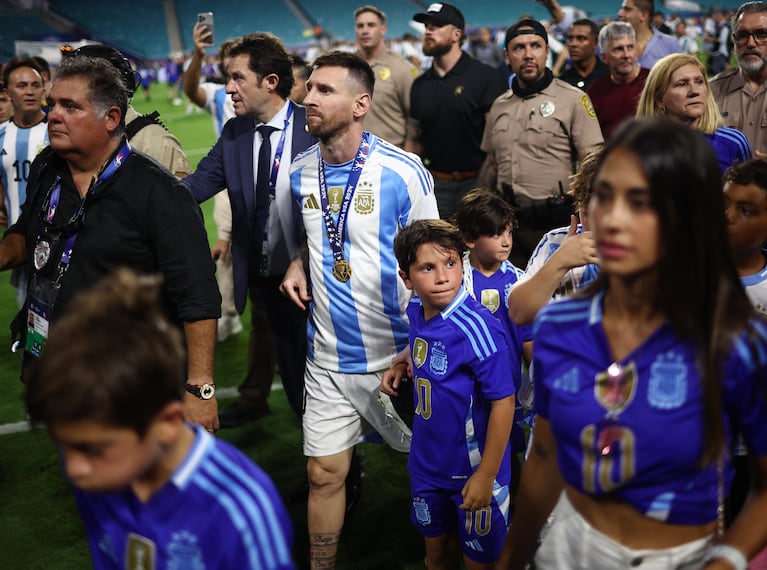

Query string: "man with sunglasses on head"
[0, 56, 221, 431]
[711, 2, 767, 157]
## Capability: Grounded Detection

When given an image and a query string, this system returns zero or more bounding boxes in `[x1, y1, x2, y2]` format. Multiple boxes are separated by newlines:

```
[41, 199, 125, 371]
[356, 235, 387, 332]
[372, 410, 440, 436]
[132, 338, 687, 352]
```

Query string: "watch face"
[186, 383, 215, 400]
[199, 384, 215, 399]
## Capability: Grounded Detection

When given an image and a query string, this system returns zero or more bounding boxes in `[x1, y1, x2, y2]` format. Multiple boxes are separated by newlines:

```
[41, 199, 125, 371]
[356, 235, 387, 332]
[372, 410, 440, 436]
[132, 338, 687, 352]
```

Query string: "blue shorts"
[410, 477, 510, 564]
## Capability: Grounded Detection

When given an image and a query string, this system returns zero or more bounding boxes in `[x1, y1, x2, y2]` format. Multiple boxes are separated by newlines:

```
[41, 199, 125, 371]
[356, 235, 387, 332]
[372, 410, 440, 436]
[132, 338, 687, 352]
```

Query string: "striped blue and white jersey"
[512, 223, 599, 302]
[290, 133, 437, 373]
[742, 258, 767, 317]
[199, 83, 235, 137]
[0, 119, 48, 224]
[406, 288, 517, 490]
[75, 424, 294, 570]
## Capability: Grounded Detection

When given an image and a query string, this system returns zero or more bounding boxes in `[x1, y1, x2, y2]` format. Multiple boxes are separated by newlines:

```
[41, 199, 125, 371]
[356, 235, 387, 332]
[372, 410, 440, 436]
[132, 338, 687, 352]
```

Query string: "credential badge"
[540, 100, 555, 117]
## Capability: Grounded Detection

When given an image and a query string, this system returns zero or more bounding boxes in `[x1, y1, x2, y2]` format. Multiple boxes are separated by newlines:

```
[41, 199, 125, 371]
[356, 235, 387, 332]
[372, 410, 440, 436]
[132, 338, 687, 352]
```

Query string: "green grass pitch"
[0, 90, 426, 569]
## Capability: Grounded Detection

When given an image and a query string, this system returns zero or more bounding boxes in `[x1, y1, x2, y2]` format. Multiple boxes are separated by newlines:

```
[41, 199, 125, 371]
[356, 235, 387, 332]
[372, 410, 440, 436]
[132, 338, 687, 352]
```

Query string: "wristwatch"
[185, 383, 216, 400]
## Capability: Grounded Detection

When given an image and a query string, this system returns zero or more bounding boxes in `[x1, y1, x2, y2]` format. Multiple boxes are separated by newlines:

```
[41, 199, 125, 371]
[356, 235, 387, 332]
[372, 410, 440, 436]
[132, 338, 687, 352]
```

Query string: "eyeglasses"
[733, 29, 767, 47]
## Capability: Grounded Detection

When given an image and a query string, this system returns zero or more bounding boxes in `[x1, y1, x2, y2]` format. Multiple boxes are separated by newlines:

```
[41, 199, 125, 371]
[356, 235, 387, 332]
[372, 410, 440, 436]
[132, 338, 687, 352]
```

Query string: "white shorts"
[302, 360, 412, 457]
[534, 492, 713, 570]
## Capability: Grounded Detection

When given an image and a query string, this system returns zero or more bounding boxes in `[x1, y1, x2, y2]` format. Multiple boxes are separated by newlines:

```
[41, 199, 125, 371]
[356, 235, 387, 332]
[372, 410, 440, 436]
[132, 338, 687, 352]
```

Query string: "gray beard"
[740, 55, 767, 76]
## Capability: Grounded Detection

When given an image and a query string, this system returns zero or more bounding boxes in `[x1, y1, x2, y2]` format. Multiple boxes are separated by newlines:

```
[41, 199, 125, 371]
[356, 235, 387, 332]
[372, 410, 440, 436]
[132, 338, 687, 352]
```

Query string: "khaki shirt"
[126, 106, 191, 179]
[481, 78, 603, 202]
[710, 68, 767, 155]
[361, 49, 417, 147]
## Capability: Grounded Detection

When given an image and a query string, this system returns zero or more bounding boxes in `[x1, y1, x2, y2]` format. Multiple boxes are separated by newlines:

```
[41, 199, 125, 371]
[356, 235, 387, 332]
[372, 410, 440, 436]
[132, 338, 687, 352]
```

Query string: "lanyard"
[264, 101, 293, 203]
[317, 132, 371, 269]
[36, 140, 132, 279]
[258, 102, 293, 276]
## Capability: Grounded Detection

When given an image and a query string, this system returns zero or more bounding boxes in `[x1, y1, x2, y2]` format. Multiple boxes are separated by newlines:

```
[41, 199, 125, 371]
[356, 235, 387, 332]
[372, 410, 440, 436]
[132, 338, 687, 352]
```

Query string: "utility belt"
[502, 183, 574, 231]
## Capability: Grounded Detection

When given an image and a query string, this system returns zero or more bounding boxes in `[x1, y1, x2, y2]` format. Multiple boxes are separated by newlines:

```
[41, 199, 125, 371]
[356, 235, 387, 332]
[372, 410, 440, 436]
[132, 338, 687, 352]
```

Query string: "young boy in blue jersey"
[723, 158, 767, 526]
[451, 189, 533, 460]
[383, 219, 517, 569]
[24, 269, 294, 570]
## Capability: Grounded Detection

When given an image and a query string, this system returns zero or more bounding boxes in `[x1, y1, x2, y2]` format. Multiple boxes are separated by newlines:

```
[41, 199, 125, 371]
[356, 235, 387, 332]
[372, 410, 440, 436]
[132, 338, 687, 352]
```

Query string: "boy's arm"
[460, 394, 515, 510]
[381, 361, 408, 396]
[508, 216, 598, 325]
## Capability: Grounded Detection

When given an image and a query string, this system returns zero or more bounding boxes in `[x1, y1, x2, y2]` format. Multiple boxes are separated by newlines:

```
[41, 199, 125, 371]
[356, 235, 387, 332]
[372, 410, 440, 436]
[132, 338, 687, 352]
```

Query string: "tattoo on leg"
[310, 532, 340, 569]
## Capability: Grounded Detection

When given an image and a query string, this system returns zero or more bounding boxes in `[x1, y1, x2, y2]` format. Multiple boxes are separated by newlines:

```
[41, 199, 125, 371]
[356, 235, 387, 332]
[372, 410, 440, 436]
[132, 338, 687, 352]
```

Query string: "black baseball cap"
[413, 3, 465, 30]
[504, 18, 549, 48]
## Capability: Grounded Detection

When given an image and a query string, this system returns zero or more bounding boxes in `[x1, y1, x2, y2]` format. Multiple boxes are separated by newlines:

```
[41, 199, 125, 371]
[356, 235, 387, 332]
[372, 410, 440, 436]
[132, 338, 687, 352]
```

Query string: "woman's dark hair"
[592, 117, 755, 464]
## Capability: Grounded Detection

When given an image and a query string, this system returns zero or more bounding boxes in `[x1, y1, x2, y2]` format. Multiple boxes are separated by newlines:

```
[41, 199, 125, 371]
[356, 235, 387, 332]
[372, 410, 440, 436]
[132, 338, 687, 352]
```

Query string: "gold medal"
[333, 259, 352, 282]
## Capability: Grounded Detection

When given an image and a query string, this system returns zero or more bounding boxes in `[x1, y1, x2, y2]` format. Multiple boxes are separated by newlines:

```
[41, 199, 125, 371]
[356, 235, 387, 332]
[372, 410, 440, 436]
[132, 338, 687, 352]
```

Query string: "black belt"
[430, 169, 478, 181]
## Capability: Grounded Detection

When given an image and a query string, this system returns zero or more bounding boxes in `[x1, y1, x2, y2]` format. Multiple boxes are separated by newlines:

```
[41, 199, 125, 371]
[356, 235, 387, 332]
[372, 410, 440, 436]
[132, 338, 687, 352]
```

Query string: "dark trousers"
[433, 176, 478, 220]
[238, 275, 307, 418]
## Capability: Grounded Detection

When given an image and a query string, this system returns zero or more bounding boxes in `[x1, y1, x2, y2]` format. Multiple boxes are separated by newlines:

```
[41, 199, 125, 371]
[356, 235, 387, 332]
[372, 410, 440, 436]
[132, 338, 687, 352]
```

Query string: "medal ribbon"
[317, 132, 371, 270]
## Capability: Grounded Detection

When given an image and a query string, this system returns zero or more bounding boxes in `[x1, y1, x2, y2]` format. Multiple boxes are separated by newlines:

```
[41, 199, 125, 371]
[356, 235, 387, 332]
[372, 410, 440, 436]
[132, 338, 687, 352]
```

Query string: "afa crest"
[648, 352, 687, 410]
[413, 337, 428, 368]
[413, 497, 432, 525]
[354, 180, 375, 214]
[429, 341, 448, 376]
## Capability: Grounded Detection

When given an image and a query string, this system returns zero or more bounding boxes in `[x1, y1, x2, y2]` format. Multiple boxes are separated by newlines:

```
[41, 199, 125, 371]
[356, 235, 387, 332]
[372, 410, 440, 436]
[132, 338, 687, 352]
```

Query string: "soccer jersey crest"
[354, 180, 375, 214]
[328, 186, 344, 213]
[126, 533, 156, 570]
[594, 361, 637, 415]
[413, 337, 428, 368]
[429, 341, 448, 376]
[167, 530, 204, 570]
[413, 496, 432, 525]
[647, 352, 687, 410]
[480, 289, 500, 313]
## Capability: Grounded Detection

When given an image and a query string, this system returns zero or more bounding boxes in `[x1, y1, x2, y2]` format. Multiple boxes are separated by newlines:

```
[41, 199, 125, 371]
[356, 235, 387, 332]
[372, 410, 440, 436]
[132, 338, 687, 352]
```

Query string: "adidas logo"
[464, 539, 484, 552]
[304, 194, 319, 209]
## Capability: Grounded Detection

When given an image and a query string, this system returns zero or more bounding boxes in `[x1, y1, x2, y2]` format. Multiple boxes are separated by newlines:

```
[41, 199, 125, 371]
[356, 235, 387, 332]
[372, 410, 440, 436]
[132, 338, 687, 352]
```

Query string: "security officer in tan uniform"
[479, 18, 603, 267]
[710, 2, 767, 157]
[354, 4, 417, 147]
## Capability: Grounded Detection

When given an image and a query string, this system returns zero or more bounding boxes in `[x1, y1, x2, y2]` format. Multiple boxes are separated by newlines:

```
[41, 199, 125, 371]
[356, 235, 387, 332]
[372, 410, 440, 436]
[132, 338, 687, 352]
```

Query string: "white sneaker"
[217, 315, 244, 342]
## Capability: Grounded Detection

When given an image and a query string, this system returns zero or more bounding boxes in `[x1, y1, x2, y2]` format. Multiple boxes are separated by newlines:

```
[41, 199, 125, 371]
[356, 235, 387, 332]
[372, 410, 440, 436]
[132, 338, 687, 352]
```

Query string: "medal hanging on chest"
[332, 259, 352, 282]
[318, 132, 371, 282]
[33, 239, 52, 271]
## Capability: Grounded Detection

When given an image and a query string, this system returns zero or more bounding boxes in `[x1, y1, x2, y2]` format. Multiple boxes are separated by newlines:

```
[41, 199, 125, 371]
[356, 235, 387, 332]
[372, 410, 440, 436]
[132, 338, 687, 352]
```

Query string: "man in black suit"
[183, 32, 316, 421]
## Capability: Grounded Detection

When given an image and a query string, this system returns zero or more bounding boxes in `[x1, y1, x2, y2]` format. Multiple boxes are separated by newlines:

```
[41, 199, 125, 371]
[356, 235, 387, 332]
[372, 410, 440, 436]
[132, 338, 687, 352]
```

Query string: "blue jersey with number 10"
[407, 288, 518, 490]
[534, 290, 767, 525]
[0, 120, 49, 225]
